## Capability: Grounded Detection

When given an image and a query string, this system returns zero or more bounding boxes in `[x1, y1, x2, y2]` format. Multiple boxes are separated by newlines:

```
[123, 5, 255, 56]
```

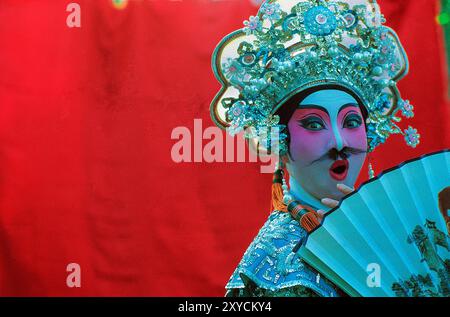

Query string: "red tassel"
[300, 211, 321, 233]
[271, 169, 287, 213]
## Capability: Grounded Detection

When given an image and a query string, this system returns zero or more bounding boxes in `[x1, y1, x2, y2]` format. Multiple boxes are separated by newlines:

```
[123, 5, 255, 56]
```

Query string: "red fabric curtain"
[0, 0, 448, 296]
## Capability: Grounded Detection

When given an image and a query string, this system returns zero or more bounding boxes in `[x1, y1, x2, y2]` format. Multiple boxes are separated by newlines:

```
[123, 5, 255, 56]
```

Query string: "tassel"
[300, 211, 321, 233]
[272, 169, 287, 212]
[286, 200, 321, 233]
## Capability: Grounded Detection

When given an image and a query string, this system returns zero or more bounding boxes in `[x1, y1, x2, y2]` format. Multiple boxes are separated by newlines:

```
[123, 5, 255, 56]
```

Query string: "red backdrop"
[0, 0, 448, 296]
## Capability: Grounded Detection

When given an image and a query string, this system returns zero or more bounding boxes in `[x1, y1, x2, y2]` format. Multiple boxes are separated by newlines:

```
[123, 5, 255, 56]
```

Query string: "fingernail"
[337, 183, 353, 190]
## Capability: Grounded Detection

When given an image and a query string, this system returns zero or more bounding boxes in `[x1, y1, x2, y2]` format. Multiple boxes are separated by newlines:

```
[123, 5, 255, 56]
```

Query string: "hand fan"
[298, 150, 450, 297]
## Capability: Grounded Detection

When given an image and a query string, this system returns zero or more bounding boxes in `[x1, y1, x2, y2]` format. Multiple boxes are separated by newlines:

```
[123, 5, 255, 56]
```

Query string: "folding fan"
[298, 150, 450, 297]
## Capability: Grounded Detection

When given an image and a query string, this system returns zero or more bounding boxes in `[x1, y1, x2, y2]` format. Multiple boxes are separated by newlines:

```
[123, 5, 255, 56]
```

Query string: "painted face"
[286, 89, 368, 201]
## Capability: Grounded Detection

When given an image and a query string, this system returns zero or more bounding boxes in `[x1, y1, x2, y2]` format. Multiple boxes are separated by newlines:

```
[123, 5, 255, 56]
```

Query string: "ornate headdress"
[210, 0, 419, 155]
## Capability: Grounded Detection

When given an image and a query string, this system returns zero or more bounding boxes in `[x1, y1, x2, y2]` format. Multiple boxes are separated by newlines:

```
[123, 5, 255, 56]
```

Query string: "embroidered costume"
[225, 211, 342, 297]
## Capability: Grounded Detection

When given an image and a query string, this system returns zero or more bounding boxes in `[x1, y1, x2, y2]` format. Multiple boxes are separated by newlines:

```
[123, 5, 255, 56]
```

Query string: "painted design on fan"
[391, 219, 450, 297]
[392, 274, 440, 297]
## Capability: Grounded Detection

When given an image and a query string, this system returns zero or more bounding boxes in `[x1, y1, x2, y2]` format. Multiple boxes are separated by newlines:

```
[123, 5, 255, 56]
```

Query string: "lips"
[329, 159, 349, 181]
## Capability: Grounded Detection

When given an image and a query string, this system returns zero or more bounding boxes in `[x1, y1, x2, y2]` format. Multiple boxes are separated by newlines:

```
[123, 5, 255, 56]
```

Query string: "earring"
[271, 161, 288, 212]
[368, 152, 375, 179]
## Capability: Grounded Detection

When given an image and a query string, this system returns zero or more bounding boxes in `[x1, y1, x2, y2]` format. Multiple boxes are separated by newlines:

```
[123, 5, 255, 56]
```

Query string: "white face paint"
[285, 89, 368, 205]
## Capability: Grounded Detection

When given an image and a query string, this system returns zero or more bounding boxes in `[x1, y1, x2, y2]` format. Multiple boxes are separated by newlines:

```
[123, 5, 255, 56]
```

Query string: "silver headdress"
[210, 0, 419, 155]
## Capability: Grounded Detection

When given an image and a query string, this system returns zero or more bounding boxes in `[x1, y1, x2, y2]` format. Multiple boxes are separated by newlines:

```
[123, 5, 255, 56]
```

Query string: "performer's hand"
[317, 184, 354, 222]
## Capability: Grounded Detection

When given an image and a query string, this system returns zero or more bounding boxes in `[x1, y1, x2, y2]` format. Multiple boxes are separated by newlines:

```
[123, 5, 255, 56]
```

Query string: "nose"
[329, 126, 347, 152]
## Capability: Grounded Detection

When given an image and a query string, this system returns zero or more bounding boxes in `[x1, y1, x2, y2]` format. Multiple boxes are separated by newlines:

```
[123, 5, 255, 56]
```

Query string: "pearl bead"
[328, 47, 339, 57]
[372, 66, 383, 76]
[353, 53, 363, 63]
[283, 195, 292, 204]
[362, 51, 372, 61]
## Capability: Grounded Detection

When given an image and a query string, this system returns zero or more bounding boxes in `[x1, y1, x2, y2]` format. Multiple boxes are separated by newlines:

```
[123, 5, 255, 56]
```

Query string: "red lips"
[329, 159, 349, 181]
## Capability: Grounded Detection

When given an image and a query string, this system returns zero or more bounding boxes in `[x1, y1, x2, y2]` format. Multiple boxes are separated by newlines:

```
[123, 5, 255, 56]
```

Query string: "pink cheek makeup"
[288, 109, 331, 162]
[288, 107, 367, 181]
[338, 108, 368, 150]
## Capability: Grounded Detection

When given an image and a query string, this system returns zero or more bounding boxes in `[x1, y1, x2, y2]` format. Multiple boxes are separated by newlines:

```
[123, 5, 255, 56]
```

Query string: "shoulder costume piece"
[225, 211, 342, 297]
[210, 0, 415, 297]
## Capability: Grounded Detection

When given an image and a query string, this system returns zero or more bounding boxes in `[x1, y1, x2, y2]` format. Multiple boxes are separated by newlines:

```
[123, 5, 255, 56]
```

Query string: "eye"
[298, 117, 326, 131]
[343, 114, 362, 129]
